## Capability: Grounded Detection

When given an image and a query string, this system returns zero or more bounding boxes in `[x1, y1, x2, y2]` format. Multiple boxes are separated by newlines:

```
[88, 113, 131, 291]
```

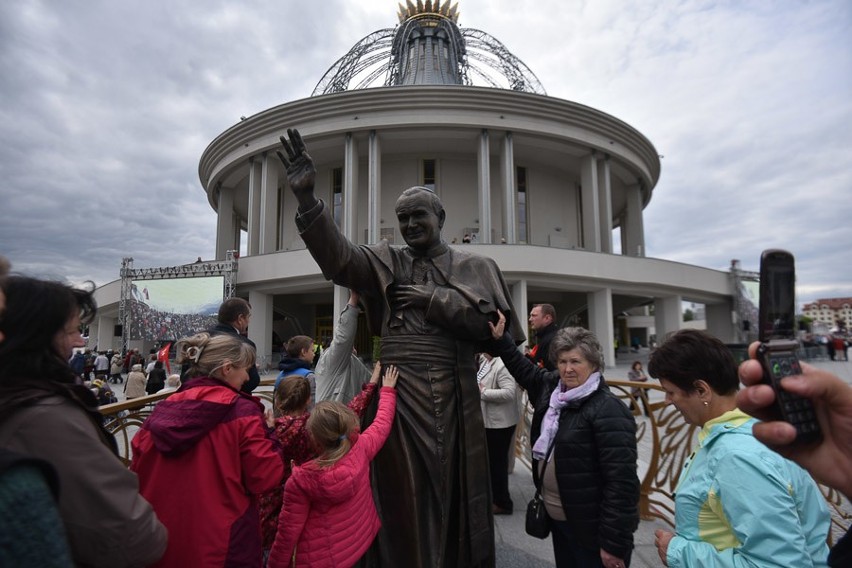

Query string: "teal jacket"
[668, 409, 830, 567]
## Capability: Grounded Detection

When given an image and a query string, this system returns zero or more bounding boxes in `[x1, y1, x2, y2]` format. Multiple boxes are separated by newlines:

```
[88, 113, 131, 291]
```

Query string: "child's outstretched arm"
[359, 365, 398, 460]
[347, 360, 381, 417]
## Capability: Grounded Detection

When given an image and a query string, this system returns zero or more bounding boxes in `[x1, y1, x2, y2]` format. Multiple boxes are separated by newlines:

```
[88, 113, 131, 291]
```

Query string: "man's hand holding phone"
[755, 249, 821, 443]
[738, 344, 852, 499]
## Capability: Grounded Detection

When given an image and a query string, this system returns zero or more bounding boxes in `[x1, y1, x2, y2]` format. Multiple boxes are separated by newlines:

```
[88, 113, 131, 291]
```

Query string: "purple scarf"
[532, 372, 601, 461]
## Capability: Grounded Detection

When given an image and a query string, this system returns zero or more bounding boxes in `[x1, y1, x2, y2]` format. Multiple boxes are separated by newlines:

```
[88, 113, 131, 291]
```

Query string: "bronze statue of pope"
[278, 129, 525, 567]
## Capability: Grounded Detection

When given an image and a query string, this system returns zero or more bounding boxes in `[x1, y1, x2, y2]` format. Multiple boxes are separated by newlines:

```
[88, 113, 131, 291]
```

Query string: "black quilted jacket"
[492, 333, 640, 559]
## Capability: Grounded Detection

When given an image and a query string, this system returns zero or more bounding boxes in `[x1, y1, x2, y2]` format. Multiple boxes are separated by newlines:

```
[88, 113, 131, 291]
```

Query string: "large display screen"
[128, 276, 223, 341]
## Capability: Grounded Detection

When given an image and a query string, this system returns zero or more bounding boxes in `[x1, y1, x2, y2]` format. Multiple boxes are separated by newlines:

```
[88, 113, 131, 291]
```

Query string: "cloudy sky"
[1, 0, 850, 308]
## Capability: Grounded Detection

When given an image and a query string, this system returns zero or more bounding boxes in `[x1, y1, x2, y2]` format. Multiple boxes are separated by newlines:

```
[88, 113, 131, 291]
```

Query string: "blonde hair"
[273, 375, 311, 417]
[175, 333, 255, 379]
[307, 401, 359, 468]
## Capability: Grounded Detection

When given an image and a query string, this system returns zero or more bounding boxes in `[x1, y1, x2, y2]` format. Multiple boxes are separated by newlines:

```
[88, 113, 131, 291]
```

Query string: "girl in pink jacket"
[267, 365, 398, 568]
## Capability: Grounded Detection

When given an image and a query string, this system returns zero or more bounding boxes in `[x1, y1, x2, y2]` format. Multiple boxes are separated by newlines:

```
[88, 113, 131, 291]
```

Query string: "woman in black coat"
[145, 361, 167, 395]
[489, 312, 639, 568]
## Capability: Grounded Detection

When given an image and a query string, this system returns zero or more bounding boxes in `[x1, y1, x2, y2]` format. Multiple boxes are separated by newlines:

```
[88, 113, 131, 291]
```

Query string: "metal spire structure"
[312, 0, 546, 96]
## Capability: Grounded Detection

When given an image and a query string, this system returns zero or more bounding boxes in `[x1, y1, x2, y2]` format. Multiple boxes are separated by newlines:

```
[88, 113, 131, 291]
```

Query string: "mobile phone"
[756, 249, 821, 443]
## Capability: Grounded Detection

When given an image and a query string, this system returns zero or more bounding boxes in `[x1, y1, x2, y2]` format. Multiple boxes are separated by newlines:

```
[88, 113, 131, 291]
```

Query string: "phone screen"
[759, 251, 796, 342]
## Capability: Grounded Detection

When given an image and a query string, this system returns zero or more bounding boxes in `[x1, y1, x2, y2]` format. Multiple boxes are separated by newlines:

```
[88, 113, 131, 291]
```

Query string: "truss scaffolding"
[117, 252, 238, 354]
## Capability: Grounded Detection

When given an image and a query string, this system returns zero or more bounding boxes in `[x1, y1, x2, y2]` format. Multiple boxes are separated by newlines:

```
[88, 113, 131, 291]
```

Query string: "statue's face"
[396, 192, 443, 250]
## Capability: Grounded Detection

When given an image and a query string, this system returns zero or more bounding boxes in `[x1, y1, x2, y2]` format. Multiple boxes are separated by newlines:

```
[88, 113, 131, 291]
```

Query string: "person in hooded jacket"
[131, 332, 284, 567]
[268, 365, 399, 568]
[275, 335, 317, 403]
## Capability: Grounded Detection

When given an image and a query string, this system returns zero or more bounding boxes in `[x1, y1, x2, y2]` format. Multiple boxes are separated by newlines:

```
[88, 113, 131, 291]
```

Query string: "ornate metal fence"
[102, 378, 849, 544]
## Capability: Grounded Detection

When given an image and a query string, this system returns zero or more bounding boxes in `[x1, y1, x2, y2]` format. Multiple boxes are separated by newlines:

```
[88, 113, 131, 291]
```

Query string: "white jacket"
[478, 356, 520, 429]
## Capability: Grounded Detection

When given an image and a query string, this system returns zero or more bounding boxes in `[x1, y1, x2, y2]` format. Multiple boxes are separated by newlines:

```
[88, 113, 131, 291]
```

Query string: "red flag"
[157, 343, 171, 374]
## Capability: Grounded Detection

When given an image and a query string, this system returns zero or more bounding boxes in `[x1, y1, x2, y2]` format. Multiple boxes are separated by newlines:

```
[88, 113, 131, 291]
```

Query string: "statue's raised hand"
[277, 128, 318, 210]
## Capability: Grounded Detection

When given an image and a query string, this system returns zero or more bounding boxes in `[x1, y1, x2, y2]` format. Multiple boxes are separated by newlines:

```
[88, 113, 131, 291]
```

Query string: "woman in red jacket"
[131, 332, 284, 567]
[268, 365, 399, 568]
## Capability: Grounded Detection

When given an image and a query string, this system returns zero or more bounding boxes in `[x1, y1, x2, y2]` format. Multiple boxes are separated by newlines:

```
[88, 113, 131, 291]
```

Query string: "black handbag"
[525, 438, 556, 539]
[525, 492, 549, 538]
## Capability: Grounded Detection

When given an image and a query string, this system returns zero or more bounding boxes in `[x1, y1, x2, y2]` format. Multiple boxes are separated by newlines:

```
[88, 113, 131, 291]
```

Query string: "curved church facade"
[92, 2, 735, 367]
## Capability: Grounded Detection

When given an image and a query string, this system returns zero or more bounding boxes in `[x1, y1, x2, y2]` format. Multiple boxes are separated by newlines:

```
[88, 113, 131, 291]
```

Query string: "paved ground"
[494, 458, 672, 567]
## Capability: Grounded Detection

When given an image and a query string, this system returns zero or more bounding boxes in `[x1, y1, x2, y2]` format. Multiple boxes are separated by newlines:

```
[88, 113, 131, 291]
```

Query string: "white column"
[343, 133, 359, 241]
[367, 130, 381, 244]
[588, 288, 615, 369]
[512, 279, 528, 349]
[96, 316, 115, 351]
[598, 156, 613, 254]
[331, 132, 361, 321]
[477, 129, 492, 243]
[706, 301, 736, 343]
[654, 295, 682, 342]
[259, 153, 279, 254]
[248, 290, 272, 375]
[247, 157, 262, 256]
[501, 132, 517, 244]
[233, 219, 241, 256]
[624, 183, 645, 257]
[215, 185, 235, 260]
[580, 153, 601, 252]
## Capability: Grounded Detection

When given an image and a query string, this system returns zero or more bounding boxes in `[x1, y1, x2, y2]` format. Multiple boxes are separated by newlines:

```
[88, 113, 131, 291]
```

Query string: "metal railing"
[101, 378, 850, 544]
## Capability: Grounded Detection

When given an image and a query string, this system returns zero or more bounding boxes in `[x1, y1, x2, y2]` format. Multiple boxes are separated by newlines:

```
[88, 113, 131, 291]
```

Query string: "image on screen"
[128, 276, 223, 341]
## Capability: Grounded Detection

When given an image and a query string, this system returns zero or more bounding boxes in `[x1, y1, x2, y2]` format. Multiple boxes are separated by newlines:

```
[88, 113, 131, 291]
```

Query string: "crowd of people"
[2, 245, 851, 566]
[128, 300, 217, 342]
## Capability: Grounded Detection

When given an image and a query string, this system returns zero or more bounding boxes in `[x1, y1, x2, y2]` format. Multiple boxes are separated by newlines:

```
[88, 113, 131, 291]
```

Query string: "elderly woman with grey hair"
[489, 312, 639, 568]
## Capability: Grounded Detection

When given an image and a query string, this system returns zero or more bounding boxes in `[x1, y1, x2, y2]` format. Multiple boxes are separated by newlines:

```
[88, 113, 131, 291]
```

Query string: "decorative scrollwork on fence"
[100, 376, 848, 542]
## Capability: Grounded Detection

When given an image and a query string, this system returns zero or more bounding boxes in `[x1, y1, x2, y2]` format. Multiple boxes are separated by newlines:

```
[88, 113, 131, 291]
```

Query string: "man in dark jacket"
[181, 298, 260, 393]
[527, 303, 558, 371]
[522, 303, 561, 487]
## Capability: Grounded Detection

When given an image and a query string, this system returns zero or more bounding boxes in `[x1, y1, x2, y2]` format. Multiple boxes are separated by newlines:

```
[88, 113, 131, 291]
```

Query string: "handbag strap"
[534, 438, 557, 497]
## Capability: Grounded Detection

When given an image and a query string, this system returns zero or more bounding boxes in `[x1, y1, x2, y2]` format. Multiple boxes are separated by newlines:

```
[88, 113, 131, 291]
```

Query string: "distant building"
[802, 297, 852, 331]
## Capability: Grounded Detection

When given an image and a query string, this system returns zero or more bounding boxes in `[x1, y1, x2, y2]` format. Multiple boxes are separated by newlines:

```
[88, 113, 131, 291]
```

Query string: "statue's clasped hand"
[388, 282, 434, 310]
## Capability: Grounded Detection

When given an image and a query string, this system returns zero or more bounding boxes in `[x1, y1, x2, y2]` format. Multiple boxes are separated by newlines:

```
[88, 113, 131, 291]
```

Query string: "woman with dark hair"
[627, 360, 650, 416]
[649, 329, 829, 567]
[490, 312, 638, 568]
[0, 275, 167, 567]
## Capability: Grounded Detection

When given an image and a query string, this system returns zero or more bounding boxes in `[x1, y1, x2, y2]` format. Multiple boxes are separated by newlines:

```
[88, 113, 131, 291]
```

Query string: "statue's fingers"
[291, 128, 305, 151]
[276, 150, 290, 169]
[279, 135, 296, 160]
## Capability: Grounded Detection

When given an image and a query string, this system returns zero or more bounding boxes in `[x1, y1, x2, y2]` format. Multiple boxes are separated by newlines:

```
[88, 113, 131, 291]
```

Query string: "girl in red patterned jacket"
[131, 332, 284, 567]
[259, 362, 381, 554]
[267, 365, 399, 568]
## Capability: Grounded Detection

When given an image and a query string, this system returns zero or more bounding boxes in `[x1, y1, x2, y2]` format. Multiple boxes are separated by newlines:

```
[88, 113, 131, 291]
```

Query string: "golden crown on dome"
[397, 0, 459, 23]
